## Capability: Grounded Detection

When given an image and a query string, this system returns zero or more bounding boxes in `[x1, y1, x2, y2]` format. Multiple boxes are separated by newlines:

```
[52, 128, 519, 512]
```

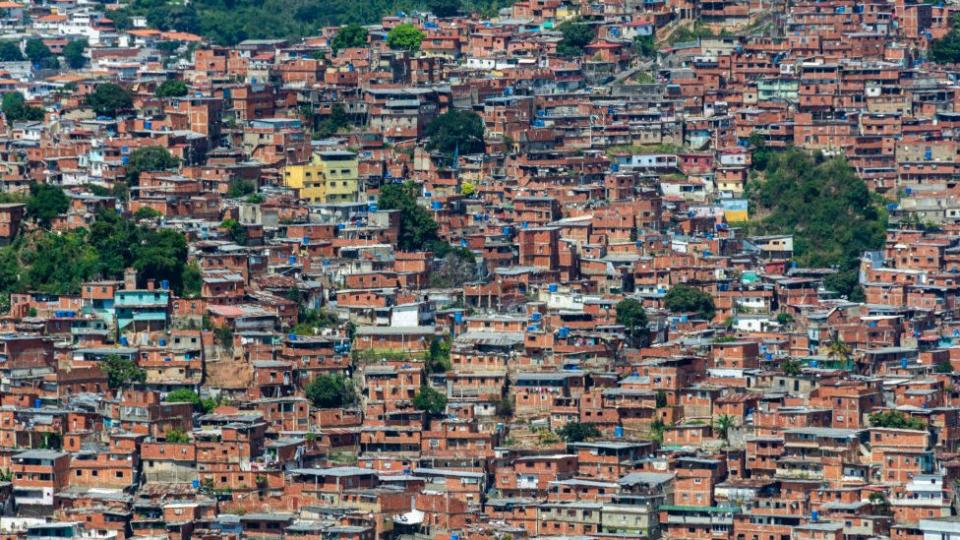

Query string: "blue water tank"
[453, 312, 463, 323]
[159, 338, 167, 346]
[901, 357, 909, 368]
[288, 334, 297, 341]
[812, 510, 819, 522]
[548, 283, 558, 293]
[192, 479, 200, 489]
[530, 312, 542, 322]
[160, 280, 169, 290]
[34, 399, 41, 409]
[431, 201, 442, 210]
[289, 255, 296, 265]
[614, 426, 624, 438]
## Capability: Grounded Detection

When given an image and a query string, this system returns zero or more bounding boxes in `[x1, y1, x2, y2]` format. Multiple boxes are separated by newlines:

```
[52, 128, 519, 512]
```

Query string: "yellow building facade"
[283, 151, 359, 203]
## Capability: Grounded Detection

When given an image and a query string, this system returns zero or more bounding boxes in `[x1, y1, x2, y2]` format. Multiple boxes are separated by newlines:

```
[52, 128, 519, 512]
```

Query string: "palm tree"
[826, 337, 852, 362]
[781, 358, 802, 376]
[715, 414, 734, 444]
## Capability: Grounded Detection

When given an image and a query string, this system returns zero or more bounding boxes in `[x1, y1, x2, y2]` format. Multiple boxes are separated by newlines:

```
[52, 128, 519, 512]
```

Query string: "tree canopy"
[747, 147, 887, 300]
[387, 23, 424, 51]
[305, 374, 356, 408]
[558, 422, 601, 442]
[63, 39, 87, 69]
[425, 109, 485, 156]
[634, 33, 655, 57]
[556, 20, 596, 57]
[332, 24, 368, 52]
[664, 284, 715, 319]
[2, 92, 44, 123]
[413, 386, 447, 415]
[85, 83, 133, 117]
[26, 184, 69, 228]
[615, 298, 649, 347]
[102, 354, 146, 389]
[931, 16, 960, 64]
[164, 389, 217, 413]
[377, 181, 440, 251]
[156, 79, 189, 98]
[126, 146, 179, 182]
[25, 38, 55, 68]
[0, 41, 22, 62]
[868, 410, 926, 430]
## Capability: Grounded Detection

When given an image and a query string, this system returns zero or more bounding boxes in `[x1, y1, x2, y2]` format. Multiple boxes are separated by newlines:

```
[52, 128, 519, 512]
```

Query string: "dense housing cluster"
[0, 0, 960, 539]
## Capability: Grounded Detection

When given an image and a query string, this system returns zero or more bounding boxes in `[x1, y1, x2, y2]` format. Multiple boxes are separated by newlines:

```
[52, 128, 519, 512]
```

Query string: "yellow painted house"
[283, 151, 359, 203]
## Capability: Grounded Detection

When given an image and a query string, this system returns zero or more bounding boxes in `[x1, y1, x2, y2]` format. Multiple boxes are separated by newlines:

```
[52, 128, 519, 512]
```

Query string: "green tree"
[412, 386, 447, 415]
[102, 354, 146, 389]
[387, 23, 424, 51]
[495, 395, 513, 417]
[715, 413, 734, 443]
[781, 358, 802, 376]
[634, 33, 655, 57]
[26, 183, 69, 228]
[427, 335, 452, 373]
[221, 219, 248, 245]
[868, 410, 926, 430]
[126, 146, 179, 182]
[226, 179, 256, 198]
[425, 109, 485, 156]
[826, 337, 851, 363]
[931, 16, 960, 64]
[134, 207, 163, 220]
[936, 361, 954, 374]
[182, 262, 202, 298]
[164, 389, 216, 413]
[426, 0, 461, 17]
[20, 230, 100, 294]
[63, 39, 87, 69]
[2, 92, 44, 122]
[134, 228, 189, 293]
[748, 148, 886, 298]
[655, 389, 667, 408]
[616, 298, 649, 347]
[556, 20, 595, 56]
[664, 284, 715, 319]
[165, 427, 190, 443]
[155, 79, 189, 98]
[0, 41, 22, 61]
[650, 418, 666, 443]
[558, 422, 601, 442]
[868, 492, 893, 516]
[305, 373, 356, 408]
[332, 23, 368, 52]
[165, 389, 198, 404]
[378, 181, 439, 251]
[0, 247, 20, 294]
[85, 83, 133, 117]
[24, 38, 54, 67]
[88, 209, 139, 279]
[315, 103, 350, 137]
